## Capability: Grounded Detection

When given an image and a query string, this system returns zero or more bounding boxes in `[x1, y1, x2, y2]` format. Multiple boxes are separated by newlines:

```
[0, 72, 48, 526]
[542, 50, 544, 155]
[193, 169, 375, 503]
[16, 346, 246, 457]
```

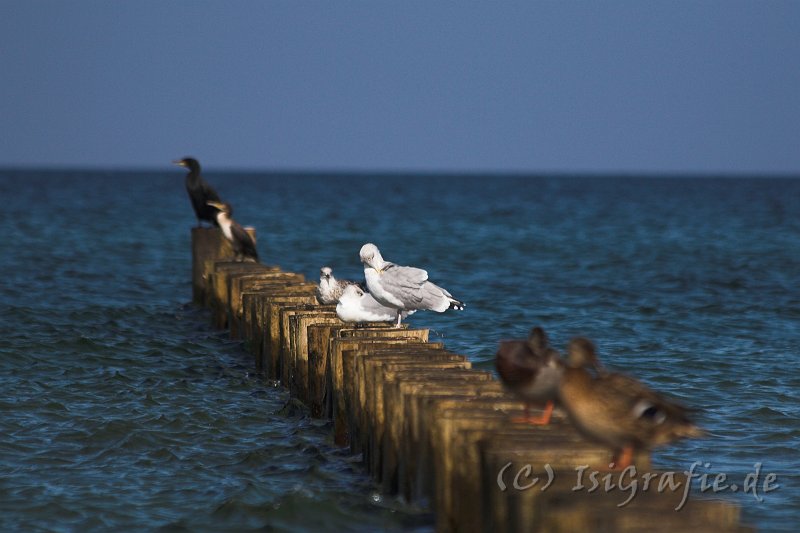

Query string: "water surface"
[1, 170, 798, 530]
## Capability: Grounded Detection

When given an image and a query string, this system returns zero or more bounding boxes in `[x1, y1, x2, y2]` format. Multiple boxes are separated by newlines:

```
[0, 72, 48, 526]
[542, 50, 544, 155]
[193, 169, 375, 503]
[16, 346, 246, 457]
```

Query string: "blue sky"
[2, 1, 799, 174]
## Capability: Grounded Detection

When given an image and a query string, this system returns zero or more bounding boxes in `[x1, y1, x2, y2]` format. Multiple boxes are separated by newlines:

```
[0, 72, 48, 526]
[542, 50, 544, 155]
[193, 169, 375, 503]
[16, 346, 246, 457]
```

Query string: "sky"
[2, 1, 799, 174]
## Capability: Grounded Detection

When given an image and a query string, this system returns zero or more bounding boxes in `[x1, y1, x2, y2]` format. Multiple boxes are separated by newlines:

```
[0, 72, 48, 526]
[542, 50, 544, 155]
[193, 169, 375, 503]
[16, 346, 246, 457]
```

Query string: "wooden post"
[241, 278, 308, 368]
[279, 305, 330, 397]
[262, 287, 318, 380]
[479, 435, 742, 533]
[288, 309, 339, 402]
[228, 270, 297, 338]
[478, 428, 617, 533]
[379, 366, 488, 494]
[328, 327, 431, 443]
[343, 343, 444, 456]
[192, 227, 255, 305]
[384, 370, 497, 501]
[307, 323, 345, 418]
[430, 400, 526, 532]
[329, 335, 431, 446]
[401, 381, 510, 505]
[360, 349, 469, 479]
[209, 261, 274, 329]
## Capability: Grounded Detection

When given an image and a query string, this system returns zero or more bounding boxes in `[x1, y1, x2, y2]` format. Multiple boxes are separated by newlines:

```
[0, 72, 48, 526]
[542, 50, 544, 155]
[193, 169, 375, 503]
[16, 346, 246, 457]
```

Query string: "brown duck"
[558, 337, 705, 469]
[495, 326, 564, 425]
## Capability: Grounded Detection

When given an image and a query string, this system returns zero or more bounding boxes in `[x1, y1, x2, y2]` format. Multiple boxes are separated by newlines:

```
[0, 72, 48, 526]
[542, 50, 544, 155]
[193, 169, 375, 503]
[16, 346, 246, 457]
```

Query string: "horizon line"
[0, 164, 798, 180]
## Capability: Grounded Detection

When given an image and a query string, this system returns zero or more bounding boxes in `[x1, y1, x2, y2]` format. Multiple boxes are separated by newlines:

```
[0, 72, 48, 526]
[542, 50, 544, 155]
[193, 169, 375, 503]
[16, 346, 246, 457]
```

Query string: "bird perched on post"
[206, 201, 259, 262]
[316, 266, 360, 305]
[359, 243, 464, 327]
[558, 337, 705, 470]
[335, 284, 415, 324]
[174, 157, 221, 227]
[495, 326, 564, 425]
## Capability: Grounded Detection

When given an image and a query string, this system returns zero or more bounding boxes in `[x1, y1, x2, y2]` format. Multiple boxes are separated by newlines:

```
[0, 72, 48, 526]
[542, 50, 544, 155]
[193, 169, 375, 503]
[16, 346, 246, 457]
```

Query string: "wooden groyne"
[192, 227, 750, 532]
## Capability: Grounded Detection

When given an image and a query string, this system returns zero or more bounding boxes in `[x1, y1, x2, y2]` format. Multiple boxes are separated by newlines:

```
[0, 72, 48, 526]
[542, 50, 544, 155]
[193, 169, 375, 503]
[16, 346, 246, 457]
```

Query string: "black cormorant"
[207, 201, 259, 262]
[174, 157, 222, 227]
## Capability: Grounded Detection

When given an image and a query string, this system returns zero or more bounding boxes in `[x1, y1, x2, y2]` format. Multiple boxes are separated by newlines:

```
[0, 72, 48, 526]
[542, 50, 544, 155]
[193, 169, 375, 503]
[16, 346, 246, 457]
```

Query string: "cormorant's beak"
[207, 201, 225, 209]
[173, 159, 186, 167]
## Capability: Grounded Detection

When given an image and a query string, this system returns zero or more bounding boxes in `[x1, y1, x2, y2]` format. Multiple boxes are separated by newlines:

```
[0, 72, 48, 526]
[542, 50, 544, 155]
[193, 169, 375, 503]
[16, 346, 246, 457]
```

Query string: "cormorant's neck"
[215, 212, 232, 226]
[185, 163, 201, 179]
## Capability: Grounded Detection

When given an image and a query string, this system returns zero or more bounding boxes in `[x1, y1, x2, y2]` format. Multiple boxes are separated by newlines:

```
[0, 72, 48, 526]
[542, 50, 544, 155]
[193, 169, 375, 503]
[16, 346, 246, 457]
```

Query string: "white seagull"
[336, 284, 415, 324]
[316, 266, 359, 305]
[359, 243, 464, 327]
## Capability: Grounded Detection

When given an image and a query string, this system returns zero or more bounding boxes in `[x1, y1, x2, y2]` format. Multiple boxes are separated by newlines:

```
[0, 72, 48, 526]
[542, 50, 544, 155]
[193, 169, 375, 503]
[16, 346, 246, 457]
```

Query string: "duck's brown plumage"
[558, 337, 705, 468]
[495, 326, 564, 425]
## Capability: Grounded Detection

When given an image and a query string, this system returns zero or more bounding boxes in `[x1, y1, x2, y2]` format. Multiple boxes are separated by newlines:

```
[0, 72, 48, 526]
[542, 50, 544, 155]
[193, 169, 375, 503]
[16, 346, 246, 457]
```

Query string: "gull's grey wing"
[378, 264, 429, 305]
[378, 263, 456, 311]
[382, 263, 428, 286]
[361, 292, 415, 319]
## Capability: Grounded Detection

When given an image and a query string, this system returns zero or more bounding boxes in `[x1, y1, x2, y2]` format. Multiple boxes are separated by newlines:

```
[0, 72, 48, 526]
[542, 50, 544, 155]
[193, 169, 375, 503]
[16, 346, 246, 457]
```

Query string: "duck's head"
[567, 337, 603, 373]
[527, 326, 549, 355]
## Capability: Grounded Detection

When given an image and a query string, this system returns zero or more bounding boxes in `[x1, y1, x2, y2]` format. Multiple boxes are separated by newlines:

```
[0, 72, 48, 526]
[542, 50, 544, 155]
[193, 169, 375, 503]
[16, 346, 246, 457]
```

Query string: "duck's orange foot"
[608, 446, 635, 470]
[511, 402, 554, 426]
[510, 415, 551, 425]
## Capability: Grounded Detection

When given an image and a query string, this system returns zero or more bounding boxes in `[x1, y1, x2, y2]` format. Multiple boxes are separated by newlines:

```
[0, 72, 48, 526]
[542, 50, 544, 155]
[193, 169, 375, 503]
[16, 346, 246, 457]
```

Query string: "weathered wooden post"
[261, 285, 317, 379]
[192, 227, 254, 305]
[383, 369, 496, 499]
[209, 261, 272, 329]
[288, 308, 339, 401]
[344, 342, 444, 456]
[227, 270, 289, 338]
[329, 334, 430, 446]
[279, 304, 331, 397]
[359, 348, 471, 479]
[306, 323, 345, 418]
[241, 276, 307, 367]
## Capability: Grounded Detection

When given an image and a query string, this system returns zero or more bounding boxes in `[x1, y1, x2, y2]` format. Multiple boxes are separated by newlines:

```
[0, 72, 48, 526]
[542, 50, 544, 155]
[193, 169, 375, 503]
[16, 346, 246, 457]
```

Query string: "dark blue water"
[1, 170, 798, 531]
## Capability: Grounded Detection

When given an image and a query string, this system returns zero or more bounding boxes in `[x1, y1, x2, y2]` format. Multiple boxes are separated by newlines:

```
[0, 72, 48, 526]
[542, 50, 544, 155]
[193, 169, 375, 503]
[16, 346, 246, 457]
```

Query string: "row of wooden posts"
[192, 228, 748, 532]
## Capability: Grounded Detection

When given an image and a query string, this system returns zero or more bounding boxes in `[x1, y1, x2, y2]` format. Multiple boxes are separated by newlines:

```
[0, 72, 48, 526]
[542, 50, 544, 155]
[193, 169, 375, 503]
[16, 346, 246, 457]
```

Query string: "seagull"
[336, 284, 415, 324]
[316, 266, 360, 305]
[358, 243, 464, 327]
[206, 201, 259, 262]
[174, 157, 221, 227]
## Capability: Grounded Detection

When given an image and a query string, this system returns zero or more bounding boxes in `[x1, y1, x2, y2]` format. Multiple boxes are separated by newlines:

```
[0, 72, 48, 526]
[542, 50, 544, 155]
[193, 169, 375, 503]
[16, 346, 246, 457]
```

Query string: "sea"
[0, 169, 798, 531]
